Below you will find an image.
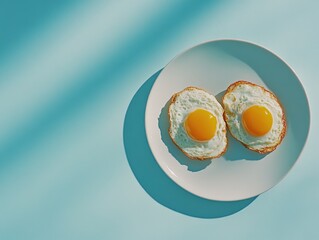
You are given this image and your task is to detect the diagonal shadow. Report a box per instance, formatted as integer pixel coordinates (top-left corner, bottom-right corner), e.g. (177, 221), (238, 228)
(0, 0), (79, 64)
(123, 70), (257, 219)
(0, 0), (221, 167)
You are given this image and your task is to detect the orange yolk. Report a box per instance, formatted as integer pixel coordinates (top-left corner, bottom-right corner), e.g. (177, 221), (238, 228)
(184, 109), (217, 141)
(242, 105), (273, 137)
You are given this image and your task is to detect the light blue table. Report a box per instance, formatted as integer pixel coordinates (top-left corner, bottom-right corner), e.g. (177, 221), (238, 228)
(0, 1), (317, 239)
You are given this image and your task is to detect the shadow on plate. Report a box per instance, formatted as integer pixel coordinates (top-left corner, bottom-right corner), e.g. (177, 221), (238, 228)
(123, 70), (257, 219)
(215, 89), (226, 103)
(224, 133), (267, 161)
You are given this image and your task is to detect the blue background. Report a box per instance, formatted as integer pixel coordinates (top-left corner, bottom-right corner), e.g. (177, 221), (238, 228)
(0, 0), (318, 239)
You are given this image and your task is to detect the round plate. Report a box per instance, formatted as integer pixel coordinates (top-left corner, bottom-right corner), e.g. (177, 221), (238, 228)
(145, 39), (310, 201)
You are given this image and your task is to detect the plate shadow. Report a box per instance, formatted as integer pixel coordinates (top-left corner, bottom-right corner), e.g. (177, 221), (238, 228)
(123, 70), (257, 218)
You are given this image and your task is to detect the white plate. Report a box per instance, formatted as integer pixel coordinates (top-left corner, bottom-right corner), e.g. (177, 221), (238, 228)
(145, 39), (310, 201)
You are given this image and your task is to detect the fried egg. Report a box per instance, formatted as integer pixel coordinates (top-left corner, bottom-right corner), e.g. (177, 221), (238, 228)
(168, 87), (227, 160)
(222, 81), (286, 154)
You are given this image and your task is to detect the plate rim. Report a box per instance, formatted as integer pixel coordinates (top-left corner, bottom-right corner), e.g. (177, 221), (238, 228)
(144, 38), (311, 201)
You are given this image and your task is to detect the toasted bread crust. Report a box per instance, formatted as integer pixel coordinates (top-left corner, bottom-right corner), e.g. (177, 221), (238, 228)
(222, 80), (287, 154)
(168, 87), (228, 160)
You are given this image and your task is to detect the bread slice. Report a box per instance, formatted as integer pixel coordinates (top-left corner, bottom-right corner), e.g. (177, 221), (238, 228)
(222, 81), (287, 154)
(168, 87), (228, 160)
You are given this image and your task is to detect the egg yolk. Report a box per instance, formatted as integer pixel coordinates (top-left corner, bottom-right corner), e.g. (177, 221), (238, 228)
(184, 109), (217, 141)
(242, 105), (273, 137)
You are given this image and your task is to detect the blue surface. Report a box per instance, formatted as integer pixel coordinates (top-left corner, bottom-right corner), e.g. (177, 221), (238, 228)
(0, 0), (318, 239)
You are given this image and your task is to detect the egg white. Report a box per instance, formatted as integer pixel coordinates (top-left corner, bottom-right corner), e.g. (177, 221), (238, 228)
(168, 87), (227, 159)
(223, 82), (285, 152)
